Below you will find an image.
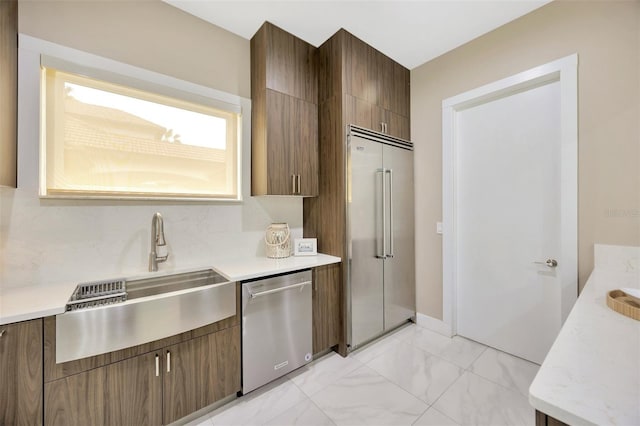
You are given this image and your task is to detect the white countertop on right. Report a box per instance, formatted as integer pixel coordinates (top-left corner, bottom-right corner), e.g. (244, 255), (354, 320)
(529, 244), (640, 426)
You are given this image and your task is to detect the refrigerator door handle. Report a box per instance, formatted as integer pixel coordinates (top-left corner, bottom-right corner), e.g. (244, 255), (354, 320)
(386, 169), (394, 258)
(376, 168), (387, 259)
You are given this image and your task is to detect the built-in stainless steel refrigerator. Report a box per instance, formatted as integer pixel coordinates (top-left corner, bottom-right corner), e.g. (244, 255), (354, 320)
(346, 126), (415, 351)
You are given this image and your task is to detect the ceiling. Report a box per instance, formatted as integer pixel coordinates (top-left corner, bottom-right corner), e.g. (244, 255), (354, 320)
(163, 0), (551, 70)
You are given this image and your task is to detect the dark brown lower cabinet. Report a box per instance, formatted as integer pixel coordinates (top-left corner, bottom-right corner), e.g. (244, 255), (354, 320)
(44, 324), (240, 426)
(0, 318), (43, 426)
(45, 352), (162, 426)
(163, 326), (240, 424)
(535, 410), (569, 426)
(312, 263), (342, 354)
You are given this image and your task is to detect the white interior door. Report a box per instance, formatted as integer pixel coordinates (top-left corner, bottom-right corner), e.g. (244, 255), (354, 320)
(456, 81), (562, 364)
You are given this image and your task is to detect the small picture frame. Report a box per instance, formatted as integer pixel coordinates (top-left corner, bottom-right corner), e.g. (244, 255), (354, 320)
(294, 238), (318, 256)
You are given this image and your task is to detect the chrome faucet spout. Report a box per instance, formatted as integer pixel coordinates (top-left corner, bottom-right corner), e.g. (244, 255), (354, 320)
(149, 212), (169, 272)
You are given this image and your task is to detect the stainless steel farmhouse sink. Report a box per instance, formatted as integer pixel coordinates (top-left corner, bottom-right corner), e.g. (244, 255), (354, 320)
(56, 269), (236, 364)
(126, 269), (229, 300)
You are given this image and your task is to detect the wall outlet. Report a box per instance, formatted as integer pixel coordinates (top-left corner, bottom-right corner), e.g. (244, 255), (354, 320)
(436, 222), (443, 234)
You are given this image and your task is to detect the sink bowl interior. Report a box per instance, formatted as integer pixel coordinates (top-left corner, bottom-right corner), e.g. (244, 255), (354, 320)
(126, 269), (228, 300)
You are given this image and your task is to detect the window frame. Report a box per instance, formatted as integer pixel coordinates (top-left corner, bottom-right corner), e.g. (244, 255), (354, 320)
(38, 55), (244, 202)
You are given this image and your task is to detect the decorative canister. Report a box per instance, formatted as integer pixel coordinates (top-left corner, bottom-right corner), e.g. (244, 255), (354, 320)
(265, 223), (291, 258)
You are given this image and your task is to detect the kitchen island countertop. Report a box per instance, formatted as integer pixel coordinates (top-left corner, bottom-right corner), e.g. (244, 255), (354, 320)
(0, 253), (341, 325)
(529, 244), (640, 426)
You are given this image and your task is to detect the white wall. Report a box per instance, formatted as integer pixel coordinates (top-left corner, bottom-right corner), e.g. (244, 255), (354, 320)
(411, 0), (640, 319)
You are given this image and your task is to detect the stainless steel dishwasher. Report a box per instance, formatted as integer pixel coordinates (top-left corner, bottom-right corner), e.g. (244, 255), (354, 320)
(242, 269), (313, 393)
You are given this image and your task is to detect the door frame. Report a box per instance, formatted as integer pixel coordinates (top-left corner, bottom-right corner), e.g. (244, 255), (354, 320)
(442, 54), (578, 336)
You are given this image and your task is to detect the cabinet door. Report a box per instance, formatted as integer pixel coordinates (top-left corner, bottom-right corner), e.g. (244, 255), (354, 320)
(163, 326), (240, 424)
(0, 319), (43, 426)
(264, 22), (317, 104)
(45, 352), (162, 426)
(294, 97), (319, 196)
(345, 33), (378, 104)
(345, 94), (373, 130)
(266, 89), (318, 196)
(0, 0), (17, 187)
(312, 263), (342, 354)
(372, 105), (388, 135)
(392, 61), (410, 118)
(388, 111), (410, 140)
(377, 51), (395, 112)
(266, 89), (295, 195)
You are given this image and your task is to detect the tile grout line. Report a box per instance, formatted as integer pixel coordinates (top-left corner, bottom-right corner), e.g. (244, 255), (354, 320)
(465, 347), (539, 398)
(306, 394), (338, 426)
(257, 376), (312, 426)
(355, 333), (465, 425)
(463, 369), (533, 401)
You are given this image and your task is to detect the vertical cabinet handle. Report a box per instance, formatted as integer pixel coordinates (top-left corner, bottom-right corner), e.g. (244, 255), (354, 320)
(0, 329), (5, 337)
(380, 122), (385, 133)
(166, 351), (171, 373)
(291, 174), (302, 195)
(155, 354), (159, 377)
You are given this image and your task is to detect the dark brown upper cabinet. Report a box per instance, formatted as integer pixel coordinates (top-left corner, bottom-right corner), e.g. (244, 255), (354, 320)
(0, 0), (18, 187)
(342, 31), (410, 139)
(251, 22), (319, 196)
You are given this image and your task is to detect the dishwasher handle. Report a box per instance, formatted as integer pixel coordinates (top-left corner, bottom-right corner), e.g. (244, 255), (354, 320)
(248, 281), (311, 299)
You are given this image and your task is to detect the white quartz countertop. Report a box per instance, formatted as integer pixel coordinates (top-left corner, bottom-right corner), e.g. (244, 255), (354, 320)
(0, 253), (341, 326)
(210, 253), (340, 282)
(529, 245), (640, 426)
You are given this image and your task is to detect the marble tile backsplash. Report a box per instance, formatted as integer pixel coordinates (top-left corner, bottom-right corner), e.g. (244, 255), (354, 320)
(0, 187), (303, 288)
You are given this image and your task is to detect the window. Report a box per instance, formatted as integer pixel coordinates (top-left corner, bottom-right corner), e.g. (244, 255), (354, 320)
(41, 63), (241, 200)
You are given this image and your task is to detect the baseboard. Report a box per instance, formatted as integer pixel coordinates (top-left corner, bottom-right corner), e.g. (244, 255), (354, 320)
(416, 313), (453, 337)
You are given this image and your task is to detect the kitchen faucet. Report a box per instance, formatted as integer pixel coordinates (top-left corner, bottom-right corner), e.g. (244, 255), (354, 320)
(149, 212), (169, 272)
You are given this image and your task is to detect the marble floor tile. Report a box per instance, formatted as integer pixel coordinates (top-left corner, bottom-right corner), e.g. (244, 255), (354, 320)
(397, 325), (454, 356)
(433, 371), (535, 426)
(287, 352), (363, 396)
(350, 331), (405, 364)
(413, 407), (460, 426)
(209, 378), (307, 426)
(263, 399), (336, 426)
(366, 341), (464, 404)
(437, 336), (487, 369)
(311, 365), (428, 426)
(469, 347), (540, 397)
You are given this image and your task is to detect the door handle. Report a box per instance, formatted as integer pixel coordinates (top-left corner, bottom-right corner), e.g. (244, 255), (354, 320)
(386, 169), (394, 258)
(376, 169), (387, 259)
(533, 259), (558, 267)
